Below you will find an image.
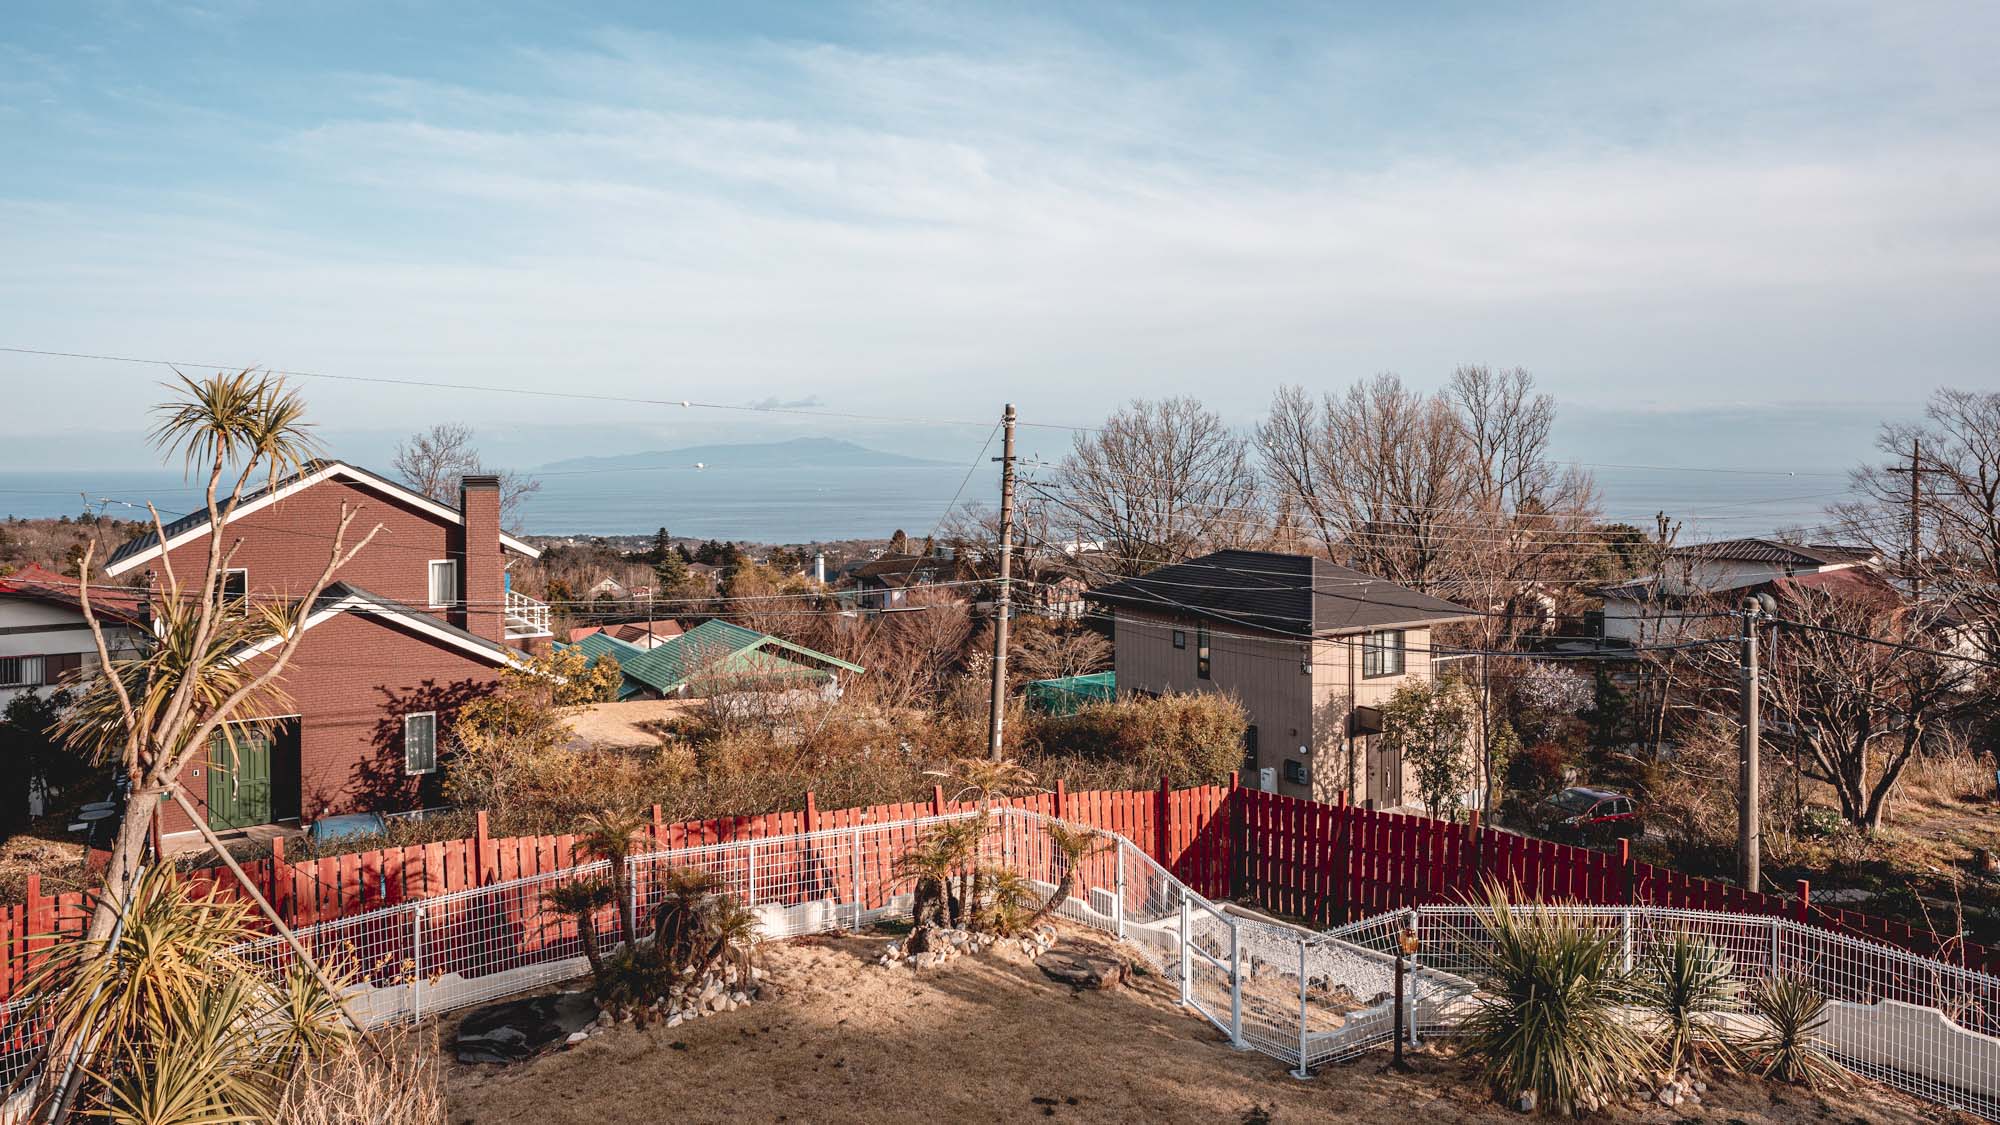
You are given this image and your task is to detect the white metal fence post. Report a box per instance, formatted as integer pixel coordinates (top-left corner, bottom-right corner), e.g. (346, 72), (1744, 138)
(410, 903), (424, 1021)
(1229, 918), (1245, 1049)
(1621, 908), (1634, 975)
(1405, 908), (1420, 1047)
(626, 857), (640, 942)
(1179, 894), (1193, 1007)
(851, 826), (865, 930)
(1769, 917), (1782, 978)
(1292, 938), (1311, 1079)
(1113, 846), (1127, 940)
(746, 840), (758, 906)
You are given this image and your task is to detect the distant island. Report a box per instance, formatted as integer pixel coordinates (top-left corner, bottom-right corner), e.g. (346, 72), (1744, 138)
(539, 437), (954, 473)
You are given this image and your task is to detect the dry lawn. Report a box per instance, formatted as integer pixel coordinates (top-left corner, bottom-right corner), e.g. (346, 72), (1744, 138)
(443, 928), (1963, 1125)
(562, 699), (697, 749)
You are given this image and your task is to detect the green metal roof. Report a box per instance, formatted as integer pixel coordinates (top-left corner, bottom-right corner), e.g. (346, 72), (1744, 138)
(567, 619), (863, 698)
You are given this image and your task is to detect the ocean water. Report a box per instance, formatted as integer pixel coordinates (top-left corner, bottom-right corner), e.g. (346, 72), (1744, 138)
(0, 464), (1854, 545)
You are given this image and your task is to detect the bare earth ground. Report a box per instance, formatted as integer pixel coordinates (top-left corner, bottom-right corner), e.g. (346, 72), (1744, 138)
(562, 699), (697, 749)
(443, 927), (1966, 1125)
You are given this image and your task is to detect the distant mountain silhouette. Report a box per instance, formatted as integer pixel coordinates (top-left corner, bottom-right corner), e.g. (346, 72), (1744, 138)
(538, 437), (953, 473)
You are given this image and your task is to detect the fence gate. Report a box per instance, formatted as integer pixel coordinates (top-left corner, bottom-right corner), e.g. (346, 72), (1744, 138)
(1179, 892), (1242, 1047)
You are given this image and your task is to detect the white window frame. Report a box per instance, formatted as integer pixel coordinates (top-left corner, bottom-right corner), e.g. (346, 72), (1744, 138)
(0, 655), (41, 688)
(427, 559), (460, 609)
(403, 711), (438, 775)
(1362, 629), (1406, 678)
(220, 568), (249, 608)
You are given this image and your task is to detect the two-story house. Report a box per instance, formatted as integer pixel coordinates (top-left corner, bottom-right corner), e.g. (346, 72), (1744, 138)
(1086, 549), (1475, 809)
(0, 564), (150, 708)
(1597, 537), (1878, 644)
(101, 461), (553, 839)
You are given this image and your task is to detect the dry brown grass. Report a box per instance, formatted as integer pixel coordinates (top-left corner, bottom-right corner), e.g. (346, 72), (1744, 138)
(443, 928), (1962, 1125)
(280, 1029), (447, 1125)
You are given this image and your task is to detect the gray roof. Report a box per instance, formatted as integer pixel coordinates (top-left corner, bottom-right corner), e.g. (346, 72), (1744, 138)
(269, 581), (517, 663)
(1085, 549), (1475, 637)
(1670, 538), (1874, 567)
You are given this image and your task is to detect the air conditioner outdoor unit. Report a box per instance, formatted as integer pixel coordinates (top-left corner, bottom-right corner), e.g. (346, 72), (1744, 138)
(1258, 767), (1278, 793)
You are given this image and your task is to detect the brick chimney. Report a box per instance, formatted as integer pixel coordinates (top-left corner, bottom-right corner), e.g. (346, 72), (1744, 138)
(459, 475), (503, 643)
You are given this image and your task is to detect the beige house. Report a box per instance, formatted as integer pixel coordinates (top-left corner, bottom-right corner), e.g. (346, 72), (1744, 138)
(1088, 549), (1475, 809)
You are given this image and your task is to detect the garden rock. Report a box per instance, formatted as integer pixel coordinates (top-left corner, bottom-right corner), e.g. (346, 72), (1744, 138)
(1035, 945), (1130, 991)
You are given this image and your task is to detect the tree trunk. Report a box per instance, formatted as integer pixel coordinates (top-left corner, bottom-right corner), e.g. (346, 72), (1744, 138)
(83, 783), (163, 943)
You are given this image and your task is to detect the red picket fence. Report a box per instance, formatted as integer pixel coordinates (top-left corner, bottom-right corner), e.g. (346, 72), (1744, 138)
(0, 780), (1232, 1000)
(1231, 786), (2000, 976)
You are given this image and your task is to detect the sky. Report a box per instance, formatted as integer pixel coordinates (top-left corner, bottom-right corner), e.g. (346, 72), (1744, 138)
(0, 1), (1996, 473)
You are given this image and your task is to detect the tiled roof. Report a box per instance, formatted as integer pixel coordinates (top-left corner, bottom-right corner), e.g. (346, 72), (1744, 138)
(0, 564), (149, 625)
(1671, 538), (1875, 567)
(1085, 549), (1475, 637)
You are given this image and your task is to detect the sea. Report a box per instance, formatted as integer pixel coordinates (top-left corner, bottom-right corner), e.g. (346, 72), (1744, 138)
(0, 464), (1856, 546)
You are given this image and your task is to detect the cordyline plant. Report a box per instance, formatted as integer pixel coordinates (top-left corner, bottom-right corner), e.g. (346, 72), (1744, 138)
(62, 370), (382, 948)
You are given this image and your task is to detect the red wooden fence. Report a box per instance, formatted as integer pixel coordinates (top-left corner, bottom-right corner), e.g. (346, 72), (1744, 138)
(8, 782), (1986, 999)
(0, 782), (1232, 999)
(1230, 786), (2000, 975)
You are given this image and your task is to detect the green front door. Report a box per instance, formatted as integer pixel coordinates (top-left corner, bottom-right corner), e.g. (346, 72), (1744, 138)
(207, 726), (274, 830)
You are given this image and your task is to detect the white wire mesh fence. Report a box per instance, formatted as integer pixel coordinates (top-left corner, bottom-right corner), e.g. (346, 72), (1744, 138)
(4, 809), (1999, 1121)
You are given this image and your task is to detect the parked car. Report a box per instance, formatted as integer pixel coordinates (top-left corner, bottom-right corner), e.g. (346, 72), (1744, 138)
(1537, 786), (1643, 843)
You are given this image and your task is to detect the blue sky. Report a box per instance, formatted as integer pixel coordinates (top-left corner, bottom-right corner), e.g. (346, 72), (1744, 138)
(1, 1), (1995, 471)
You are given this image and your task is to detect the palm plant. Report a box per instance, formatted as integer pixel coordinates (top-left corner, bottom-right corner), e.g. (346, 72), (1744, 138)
(15, 867), (355, 1123)
(576, 807), (646, 947)
(1748, 975), (1846, 1088)
(982, 869), (1038, 937)
(1025, 822), (1108, 929)
(1635, 933), (1744, 1076)
(894, 832), (962, 945)
(543, 878), (619, 981)
(1455, 884), (1652, 1114)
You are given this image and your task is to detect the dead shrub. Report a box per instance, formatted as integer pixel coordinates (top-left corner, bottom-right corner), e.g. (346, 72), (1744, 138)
(1028, 692), (1247, 786)
(276, 1029), (446, 1125)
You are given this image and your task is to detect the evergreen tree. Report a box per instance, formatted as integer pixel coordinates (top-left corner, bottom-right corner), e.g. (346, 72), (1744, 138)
(649, 526), (673, 563)
(653, 549), (690, 595)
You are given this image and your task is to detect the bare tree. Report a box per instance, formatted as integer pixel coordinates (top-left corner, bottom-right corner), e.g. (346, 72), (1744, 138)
(64, 371), (384, 943)
(393, 422), (542, 530)
(1048, 397), (1264, 577)
(1837, 387), (2000, 658)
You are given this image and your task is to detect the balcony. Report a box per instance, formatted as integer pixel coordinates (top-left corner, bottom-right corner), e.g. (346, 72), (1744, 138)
(504, 589), (553, 640)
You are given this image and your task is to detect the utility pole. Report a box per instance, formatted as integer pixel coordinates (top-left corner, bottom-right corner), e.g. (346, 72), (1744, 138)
(1738, 596), (1762, 892)
(987, 403), (1018, 760)
(1887, 438), (1935, 599)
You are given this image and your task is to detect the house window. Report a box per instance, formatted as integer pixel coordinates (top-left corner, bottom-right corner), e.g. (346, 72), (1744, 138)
(41, 653), (82, 686)
(1196, 623), (1211, 679)
(1242, 725), (1259, 774)
(403, 712), (438, 775)
(1362, 629), (1405, 678)
(1284, 759), (1309, 786)
(0, 656), (40, 688)
(427, 559), (460, 608)
(220, 568), (248, 612)
(1171, 629), (1186, 649)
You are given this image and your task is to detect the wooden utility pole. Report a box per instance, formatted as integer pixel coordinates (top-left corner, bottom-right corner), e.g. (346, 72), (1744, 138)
(1738, 596), (1762, 892)
(987, 404), (1018, 759)
(1887, 438), (1936, 599)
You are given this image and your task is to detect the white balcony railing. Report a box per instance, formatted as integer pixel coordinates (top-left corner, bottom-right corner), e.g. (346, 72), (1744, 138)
(503, 589), (552, 639)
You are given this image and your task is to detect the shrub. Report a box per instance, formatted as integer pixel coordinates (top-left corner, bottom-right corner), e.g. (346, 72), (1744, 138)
(1636, 934), (1744, 1075)
(1456, 885), (1652, 1113)
(1748, 975), (1845, 1088)
(1029, 692), (1246, 786)
(1508, 741), (1569, 796)
(276, 1029), (446, 1125)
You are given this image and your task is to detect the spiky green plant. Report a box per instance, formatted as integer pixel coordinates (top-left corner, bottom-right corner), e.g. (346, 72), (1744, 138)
(544, 877), (619, 981)
(1456, 885), (1652, 1114)
(576, 807), (646, 947)
(1748, 975), (1846, 1088)
(982, 869), (1038, 937)
(16, 867), (356, 1123)
(1636, 934), (1745, 1076)
(1025, 822), (1109, 929)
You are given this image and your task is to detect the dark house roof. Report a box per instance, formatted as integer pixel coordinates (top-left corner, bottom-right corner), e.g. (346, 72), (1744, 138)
(1671, 538), (1874, 567)
(851, 552), (976, 589)
(230, 581), (521, 665)
(104, 460), (541, 574)
(1085, 549), (1475, 638)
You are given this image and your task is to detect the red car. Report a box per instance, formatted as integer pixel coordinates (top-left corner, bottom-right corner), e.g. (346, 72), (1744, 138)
(1538, 786), (1643, 843)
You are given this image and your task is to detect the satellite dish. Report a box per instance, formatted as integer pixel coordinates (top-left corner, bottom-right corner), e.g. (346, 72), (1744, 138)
(76, 808), (115, 822)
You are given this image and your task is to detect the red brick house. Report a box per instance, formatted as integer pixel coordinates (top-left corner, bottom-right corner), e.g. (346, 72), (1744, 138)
(102, 461), (552, 837)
